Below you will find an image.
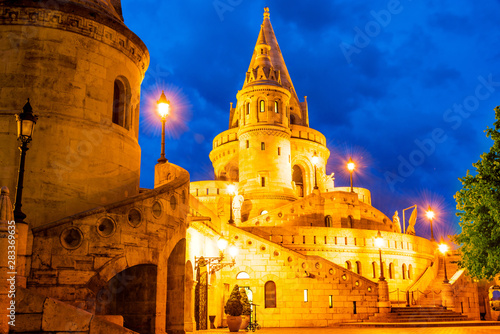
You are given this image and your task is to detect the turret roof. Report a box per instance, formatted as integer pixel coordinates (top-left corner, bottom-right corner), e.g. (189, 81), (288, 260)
(243, 8), (299, 103)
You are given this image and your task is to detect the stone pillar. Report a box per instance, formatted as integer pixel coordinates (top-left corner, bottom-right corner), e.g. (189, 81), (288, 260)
(442, 282), (454, 310)
(0, 186), (15, 333)
(184, 278), (196, 333)
(378, 280), (391, 313)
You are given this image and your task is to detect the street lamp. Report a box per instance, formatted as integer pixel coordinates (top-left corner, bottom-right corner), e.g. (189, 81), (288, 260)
(227, 184), (236, 224)
(194, 236), (238, 274)
(14, 99), (38, 225)
(157, 90), (170, 163)
(347, 157), (355, 193)
(374, 230), (385, 281)
(438, 237), (449, 283)
(312, 153), (319, 190)
(426, 206), (435, 241)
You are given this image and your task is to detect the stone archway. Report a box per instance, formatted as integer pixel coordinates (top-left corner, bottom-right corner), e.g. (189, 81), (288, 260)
(292, 165), (304, 197)
(96, 264), (158, 334)
(166, 239), (186, 334)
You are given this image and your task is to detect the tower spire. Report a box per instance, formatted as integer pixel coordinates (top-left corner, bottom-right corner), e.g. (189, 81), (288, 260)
(243, 7), (298, 105)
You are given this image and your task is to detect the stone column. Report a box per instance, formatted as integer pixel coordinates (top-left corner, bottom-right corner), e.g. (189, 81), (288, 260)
(0, 187), (15, 333)
(378, 280), (391, 313)
(442, 282), (454, 310)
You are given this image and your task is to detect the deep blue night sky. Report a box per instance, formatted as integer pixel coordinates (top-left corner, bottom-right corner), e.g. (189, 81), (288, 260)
(121, 0), (500, 243)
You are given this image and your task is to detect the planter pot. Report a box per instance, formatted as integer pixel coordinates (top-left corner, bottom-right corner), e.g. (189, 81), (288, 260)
(226, 315), (242, 332)
(240, 315), (250, 329)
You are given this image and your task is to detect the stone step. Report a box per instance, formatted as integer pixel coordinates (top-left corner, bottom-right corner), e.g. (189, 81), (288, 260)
(369, 307), (469, 323)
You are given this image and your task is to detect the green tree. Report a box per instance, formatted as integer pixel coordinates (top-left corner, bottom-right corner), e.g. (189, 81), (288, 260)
(224, 285), (243, 316)
(453, 106), (500, 280)
(240, 288), (251, 315)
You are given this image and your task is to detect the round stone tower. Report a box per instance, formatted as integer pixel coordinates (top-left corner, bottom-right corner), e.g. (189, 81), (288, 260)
(0, 0), (149, 228)
(210, 8), (330, 220)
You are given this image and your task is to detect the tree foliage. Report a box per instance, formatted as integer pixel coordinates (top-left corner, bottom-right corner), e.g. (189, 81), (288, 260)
(453, 106), (500, 280)
(224, 284), (243, 316)
(240, 288), (251, 315)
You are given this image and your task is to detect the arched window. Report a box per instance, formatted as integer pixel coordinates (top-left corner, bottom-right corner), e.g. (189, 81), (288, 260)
(324, 215), (332, 227)
(389, 263), (394, 279)
(345, 261), (352, 270)
(274, 101), (279, 113)
(246, 102), (250, 115)
(112, 77), (130, 129)
(260, 100), (265, 112)
(347, 216), (354, 228)
(290, 114), (296, 124)
(356, 261), (362, 275)
(402, 264), (407, 280)
(372, 262), (377, 278)
(264, 281), (276, 308)
(236, 271), (250, 279)
(408, 264), (413, 280)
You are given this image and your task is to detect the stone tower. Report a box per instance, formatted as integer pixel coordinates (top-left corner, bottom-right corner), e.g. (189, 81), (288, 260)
(0, 0), (149, 227)
(210, 8), (330, 220)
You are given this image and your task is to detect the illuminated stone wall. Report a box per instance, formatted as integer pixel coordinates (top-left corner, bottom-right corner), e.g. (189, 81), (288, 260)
(0, 0), (149, 228)
(28, 164), (189, 333)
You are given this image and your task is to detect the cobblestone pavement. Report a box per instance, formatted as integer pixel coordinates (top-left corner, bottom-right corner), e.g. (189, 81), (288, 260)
(196, 325), (500, 334)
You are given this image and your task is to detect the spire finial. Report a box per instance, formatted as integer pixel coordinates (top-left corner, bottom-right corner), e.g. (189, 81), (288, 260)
(264, 7), (270, 19)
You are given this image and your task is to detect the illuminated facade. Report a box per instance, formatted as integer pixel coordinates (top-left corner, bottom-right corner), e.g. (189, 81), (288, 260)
(0, 2), (495, 334)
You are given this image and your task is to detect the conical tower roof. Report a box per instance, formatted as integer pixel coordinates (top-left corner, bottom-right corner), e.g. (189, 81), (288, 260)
(243, 8), (299, 103)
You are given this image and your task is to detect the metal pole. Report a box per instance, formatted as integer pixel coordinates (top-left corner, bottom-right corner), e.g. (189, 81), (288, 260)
(158, 118), (167, 163)
(349, 171), (353, 192)
(430, 219), (435, 241)
(379, 248), (385, 281)
(314, 165), (318, 189)
(443, 253), (449, 283)
(228, 194), (234, 224)
(14, 141), (28, 224)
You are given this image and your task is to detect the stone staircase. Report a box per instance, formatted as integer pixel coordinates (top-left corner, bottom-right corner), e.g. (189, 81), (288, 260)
(416, 256), (459, 307)
(369, 306), (469, 322)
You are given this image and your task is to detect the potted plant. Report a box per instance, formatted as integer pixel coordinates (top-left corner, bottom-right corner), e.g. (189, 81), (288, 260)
(239, 288), (252, 329)
(224, 285), (243, 332)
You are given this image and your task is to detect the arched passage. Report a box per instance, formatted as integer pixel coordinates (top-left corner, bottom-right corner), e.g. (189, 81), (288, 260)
(166, 239), (186, 334)
(292, 165), (304, 197)
(96, 264), (158, 334)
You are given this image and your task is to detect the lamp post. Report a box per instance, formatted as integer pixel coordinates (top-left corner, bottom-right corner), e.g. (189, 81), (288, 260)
(312, 153), (319, 190)
(438, 237), (449, 283)
(157, 90), (170, 163)
(426, 206), (435, 241)
(347, 157), (355, 193)
(374, 230), (385, 281)
(194, 236), (238, 274)
(227, 184), (236, 224)
(14, 99), (38, 225)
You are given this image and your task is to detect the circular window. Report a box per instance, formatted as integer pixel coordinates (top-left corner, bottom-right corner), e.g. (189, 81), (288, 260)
(247, 240), (252, 246)
(288, 256), (293, 263)
(128, 208), (142, 228)
(368, 286), (372, 292)
(260, 245), (266, 251)
(329, 268), (334, 275)
(315, 262), (321, 269)
(342, 274), (347, 281)
(273, 250), (280, 257)
(96, 217), (116, 237)
(60, 227), (83, 250)
(152, 201), (162, 218)
(170, 195), (177, 210)
(301, 262), (307, 269)
(355, 280), (360, 287)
